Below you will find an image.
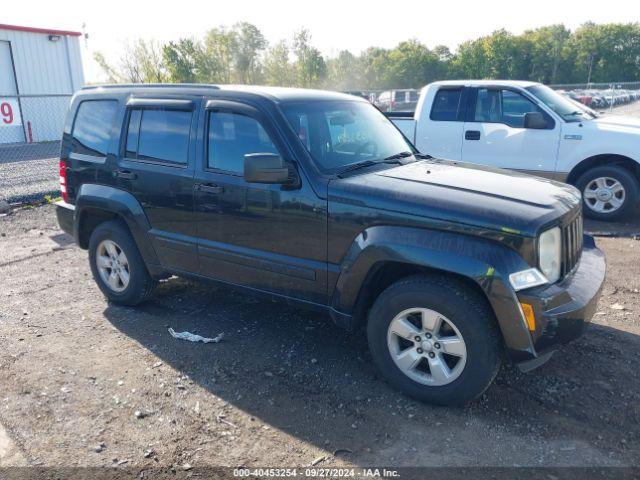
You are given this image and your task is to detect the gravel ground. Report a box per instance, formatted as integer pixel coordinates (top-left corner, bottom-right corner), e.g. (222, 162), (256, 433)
(0, 204), (639, 470)
(0, 142), (60, 204)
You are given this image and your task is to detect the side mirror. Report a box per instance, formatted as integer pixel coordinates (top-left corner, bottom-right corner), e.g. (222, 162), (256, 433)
(244, 153), (290, 184)
(524, 111), (548, 129)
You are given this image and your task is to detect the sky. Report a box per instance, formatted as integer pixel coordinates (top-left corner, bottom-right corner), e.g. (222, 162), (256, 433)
(3, 0), (638, 83)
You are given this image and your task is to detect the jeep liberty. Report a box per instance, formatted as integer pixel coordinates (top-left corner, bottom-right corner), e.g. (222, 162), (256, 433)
(56, 85), (606, 405)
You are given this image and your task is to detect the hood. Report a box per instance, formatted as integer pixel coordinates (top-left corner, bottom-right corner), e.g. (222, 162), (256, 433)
(589, 115), (640, 131)
(329, 160), (581, 237)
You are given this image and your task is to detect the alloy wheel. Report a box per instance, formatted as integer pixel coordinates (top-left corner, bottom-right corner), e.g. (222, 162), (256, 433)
(583, 176), (626, 214)
(387, 307), (467, 386)
(96, 239), (130, 293)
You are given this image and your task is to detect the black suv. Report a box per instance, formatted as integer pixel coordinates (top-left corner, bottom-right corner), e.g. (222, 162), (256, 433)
(56, 84), (605, 405)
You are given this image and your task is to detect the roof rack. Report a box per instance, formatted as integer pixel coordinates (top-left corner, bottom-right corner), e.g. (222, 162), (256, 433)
(81, 83), (221, 90)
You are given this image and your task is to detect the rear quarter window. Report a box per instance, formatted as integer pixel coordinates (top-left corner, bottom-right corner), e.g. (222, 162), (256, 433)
(430, 89), (462, 121)
(71, 100), (118, 157)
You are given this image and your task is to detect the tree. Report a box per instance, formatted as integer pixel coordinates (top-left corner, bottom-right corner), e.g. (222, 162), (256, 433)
(523, 25), (571, 83)
(232, 22), (267, 83)
(325, 50), (361, 90)
(385, 39), (441, 88)
(203, 26), (238, 83)
(94, 39), (168, 83)
(264, 40), (293, 86)
(292, 29), (326, 88)
(93, 51), (121, 83)
(482, 29), (529, 79)
(163, 39), (204, 83)
(359, 47), (391, 89)
(452, 38), (487, 78)
(570, 23), (640, 84)
(92, 21), (640, 89)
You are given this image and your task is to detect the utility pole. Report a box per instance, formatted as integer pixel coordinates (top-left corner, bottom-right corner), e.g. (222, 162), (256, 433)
(587, 54), (594, 84)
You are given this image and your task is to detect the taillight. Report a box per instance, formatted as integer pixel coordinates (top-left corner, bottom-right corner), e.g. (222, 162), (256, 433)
(59, 159), (69, 203)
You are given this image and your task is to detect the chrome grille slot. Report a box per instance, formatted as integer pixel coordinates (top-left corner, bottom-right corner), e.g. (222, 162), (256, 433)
(561, 214), (583, 278)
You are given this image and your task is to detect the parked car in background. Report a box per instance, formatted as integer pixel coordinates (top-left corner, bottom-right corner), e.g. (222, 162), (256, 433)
(376, 89), (420, 112)
(556, 88), (640, 111)
(344, 90), (371, 101)
(388, 80), (640, 221)
(573, 90), (594, 107)
(55, 84), (605, 406)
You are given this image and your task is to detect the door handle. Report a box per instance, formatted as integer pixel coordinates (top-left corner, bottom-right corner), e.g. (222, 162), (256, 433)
(197, 183), (224, 194)
(465, 130), (481, 141)
(114, 169), (137, 180)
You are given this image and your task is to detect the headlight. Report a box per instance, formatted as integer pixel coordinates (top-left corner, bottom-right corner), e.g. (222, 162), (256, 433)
(538, 226), (561, 283)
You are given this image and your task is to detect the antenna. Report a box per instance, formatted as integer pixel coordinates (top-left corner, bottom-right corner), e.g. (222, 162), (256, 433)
(81, 22), (89, 47)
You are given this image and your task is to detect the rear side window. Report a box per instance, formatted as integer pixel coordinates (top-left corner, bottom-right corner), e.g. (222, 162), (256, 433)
(71, 100), (118, 157)
(430, 89), (462, 121)
(207, 112), (279, 174)
(125, 109), (192, 165)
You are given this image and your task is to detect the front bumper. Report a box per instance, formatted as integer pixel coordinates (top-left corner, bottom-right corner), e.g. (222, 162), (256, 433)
(515, 234), (605, 370)
(55, 200), (75, 237)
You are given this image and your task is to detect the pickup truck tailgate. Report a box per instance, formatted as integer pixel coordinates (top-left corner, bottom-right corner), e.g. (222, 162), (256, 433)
(390, 118), (416, 145)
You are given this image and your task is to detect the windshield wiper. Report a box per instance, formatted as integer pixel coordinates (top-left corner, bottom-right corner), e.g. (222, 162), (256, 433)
(564, 110), (591, 122)
(336, 151), (422, 178)
(383, 151), (414, 162)
(384, 151), (432, 162)
(336, 160), (378, 178)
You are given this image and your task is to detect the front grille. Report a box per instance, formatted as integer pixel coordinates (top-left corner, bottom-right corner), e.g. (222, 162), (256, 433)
(561, 213), (583, 278)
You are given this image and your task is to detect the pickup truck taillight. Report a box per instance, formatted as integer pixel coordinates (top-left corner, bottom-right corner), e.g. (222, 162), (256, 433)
(59, 159), (69, 203)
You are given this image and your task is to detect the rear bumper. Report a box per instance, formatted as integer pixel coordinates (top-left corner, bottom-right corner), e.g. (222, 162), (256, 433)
(55, 200), (75, 237)
(515, 235), (605, 369)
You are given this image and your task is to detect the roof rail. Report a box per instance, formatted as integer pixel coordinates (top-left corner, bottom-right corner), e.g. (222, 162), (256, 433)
(80, 83), (221, 90)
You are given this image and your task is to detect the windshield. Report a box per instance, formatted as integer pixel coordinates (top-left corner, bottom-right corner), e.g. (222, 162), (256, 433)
(526, 85), (591, 122)
(280, 100), (414, 173)
(567, 99), (599, 118)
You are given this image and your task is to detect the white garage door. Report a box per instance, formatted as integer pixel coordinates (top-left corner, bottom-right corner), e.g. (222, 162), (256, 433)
(0, 41), (25, 144)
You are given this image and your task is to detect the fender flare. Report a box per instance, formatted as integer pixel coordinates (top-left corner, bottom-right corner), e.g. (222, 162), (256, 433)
(74, 184), (160, 268)
(331, 225), (535, 358)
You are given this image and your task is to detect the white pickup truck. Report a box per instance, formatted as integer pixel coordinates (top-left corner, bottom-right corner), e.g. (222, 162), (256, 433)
(389, 80), (640, 220)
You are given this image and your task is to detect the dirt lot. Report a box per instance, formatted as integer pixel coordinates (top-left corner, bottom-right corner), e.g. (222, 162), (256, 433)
(0, 204), (639, 471)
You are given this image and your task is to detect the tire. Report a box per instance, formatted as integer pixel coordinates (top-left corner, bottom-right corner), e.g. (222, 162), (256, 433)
(88, 220), (156, 305)
(576, 165), (639, 221)
(367, 275), (501, 406)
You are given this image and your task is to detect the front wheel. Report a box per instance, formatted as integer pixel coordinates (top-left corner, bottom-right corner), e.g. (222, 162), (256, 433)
(367, 275), (501, 406)
(576, 166), (639, 221)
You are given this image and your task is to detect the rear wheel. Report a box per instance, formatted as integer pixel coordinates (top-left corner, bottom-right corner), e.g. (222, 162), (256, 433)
(367, 275), (501, 406)
(88, 220), (156, 305)
(576, 166), (638, 221)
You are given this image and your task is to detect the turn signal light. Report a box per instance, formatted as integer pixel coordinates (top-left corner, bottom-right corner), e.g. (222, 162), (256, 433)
(520, 303), (536, 331)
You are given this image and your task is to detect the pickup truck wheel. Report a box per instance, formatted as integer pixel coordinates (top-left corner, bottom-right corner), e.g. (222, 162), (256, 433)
(88, 220), (156, 305)
(367, 275), (501, 406)
(576, 166), (639, 221)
